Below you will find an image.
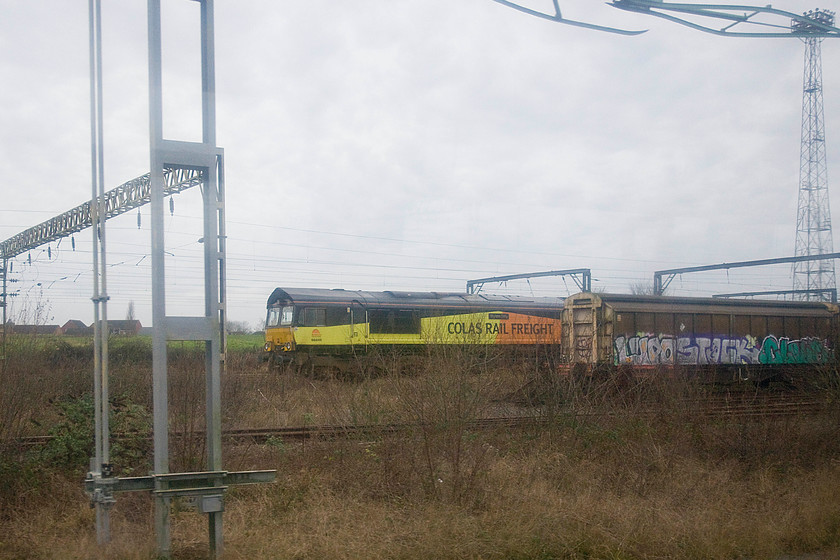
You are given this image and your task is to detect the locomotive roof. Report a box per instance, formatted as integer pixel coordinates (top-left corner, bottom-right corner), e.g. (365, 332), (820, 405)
(267, 287), (565, 311)
(565, 292), (839, 316)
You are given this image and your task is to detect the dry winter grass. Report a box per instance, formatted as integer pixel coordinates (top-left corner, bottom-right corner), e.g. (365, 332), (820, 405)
(1, 337), (839, 559)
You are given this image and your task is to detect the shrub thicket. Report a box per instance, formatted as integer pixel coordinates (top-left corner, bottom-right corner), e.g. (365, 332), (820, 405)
(0, 340), (839, 559)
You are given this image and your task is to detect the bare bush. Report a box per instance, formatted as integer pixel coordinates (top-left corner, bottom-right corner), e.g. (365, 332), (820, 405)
(387, 346), (508, 505)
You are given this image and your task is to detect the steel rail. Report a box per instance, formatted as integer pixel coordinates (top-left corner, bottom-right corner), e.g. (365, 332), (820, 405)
(11, 395), (829, 448)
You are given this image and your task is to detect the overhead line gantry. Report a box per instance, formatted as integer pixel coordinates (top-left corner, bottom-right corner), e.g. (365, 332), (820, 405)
(0, 167), (203, 355)
(0, 167), (203, 261)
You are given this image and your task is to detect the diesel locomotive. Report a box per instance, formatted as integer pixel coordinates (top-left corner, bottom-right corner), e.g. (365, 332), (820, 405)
(263, 287), (564, 370)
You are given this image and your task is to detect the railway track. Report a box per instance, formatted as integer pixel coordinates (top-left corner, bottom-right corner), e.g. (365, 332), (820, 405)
(12, 393), (832, 448)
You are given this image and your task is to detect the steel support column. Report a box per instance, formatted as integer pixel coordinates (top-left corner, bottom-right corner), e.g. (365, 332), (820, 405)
(148, 1), (228, 556)
(87, 0), (115, 544)
(1, 257), (6, 370)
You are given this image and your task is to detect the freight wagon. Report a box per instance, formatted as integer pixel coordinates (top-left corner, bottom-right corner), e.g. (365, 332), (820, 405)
(563, 292), (839, 383)
(264, 288), (564, 371)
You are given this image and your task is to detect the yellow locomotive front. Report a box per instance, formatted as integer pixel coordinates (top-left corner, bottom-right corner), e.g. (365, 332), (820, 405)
(264, 304), (296, 366)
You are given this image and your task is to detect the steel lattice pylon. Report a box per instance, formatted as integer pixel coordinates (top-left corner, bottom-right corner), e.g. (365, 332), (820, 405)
(793, 9), (836, 301)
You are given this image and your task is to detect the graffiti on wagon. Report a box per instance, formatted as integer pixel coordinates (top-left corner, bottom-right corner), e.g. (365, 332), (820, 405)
(614, 334), (834, 366)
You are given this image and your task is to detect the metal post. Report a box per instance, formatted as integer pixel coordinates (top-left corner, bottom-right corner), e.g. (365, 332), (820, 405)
(147, 1), (171, 555)
(88, 0), (114, 544)
(199, 4), (224, 554)
(1, 256), (6, 371)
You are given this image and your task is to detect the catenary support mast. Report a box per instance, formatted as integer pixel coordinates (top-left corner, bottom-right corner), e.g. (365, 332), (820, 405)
(793, 9), (836, 300)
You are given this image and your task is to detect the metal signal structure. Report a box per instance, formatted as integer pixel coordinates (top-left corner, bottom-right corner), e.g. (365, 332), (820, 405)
(792, 9), (837, 301)
(79, 2), (274, 559)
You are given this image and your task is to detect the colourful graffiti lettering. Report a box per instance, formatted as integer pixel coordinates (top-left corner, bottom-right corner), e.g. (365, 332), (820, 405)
(758, 336), (834, 365)
(614, 334), (833, 366)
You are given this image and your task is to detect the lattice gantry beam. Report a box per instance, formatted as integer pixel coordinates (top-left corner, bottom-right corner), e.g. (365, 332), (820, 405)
(654, 252), (840, 295)
(467, 268), (591, 294)
(0, 167), (203, 260)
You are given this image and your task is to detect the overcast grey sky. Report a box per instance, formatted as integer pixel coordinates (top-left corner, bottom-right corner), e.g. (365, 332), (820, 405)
(1, 0), (838, 328)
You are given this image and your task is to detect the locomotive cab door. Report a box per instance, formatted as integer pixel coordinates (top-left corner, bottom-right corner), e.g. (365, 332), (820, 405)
(350, 301), (367, 349)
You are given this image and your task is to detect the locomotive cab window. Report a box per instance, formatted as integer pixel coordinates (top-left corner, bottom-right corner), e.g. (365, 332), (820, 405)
(369, 309), (421, 334)
(326, 306), (351, 326)
(267, 306), (294, 328)
(266, 308), (280, 328)
(280, 306), (294, 326)
(300, 307), (326, 327)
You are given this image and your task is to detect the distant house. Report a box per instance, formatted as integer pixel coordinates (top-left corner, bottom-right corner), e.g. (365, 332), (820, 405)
(61, 320), (93, 336)
(11, 324), (61, 335)
(107, 319), (142, 335)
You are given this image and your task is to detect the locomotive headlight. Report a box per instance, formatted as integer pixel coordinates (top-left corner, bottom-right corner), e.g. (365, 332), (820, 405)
(264, 342), (272, 352)
(284, 342), (292, 351)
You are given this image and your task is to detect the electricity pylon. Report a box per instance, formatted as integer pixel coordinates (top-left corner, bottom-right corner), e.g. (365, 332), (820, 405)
(792, 9), (836, 301)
